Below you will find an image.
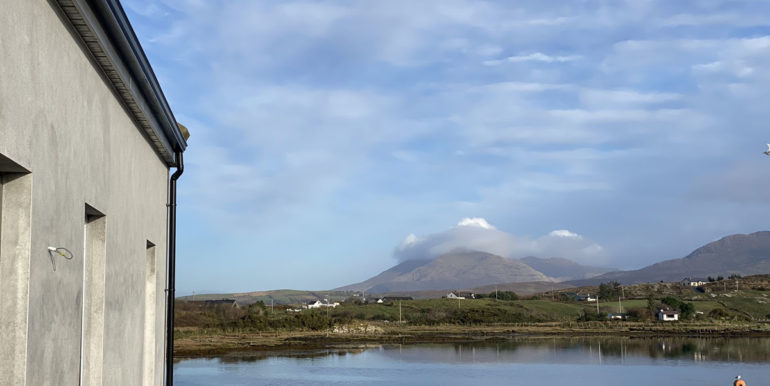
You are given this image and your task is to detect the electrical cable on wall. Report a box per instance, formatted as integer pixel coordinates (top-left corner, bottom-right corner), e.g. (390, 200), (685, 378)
(47, 246), (73, 271)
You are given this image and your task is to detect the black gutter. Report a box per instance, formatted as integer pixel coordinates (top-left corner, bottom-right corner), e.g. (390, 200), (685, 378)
(102, 0), (187, 152)
(87, 0), (188, 155)
(165, 151), (184, 386)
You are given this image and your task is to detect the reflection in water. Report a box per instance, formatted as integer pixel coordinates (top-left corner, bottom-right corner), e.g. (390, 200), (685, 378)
(215, 347), (369, 364)
(367, 337), (770, 365)
(176, 337), (770, 386)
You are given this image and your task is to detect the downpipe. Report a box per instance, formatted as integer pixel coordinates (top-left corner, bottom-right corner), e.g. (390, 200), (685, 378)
(165, 151), (184, 385)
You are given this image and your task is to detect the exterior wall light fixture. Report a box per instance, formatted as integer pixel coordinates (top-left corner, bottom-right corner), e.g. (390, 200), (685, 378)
(47, 246), (73, 271)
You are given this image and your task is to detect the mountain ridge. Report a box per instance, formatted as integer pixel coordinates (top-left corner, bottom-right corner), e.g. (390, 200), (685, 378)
(336, 250), (615, 292)
(568, 231), (770, 285)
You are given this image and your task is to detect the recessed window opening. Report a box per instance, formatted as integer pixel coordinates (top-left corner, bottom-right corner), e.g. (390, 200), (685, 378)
(142, 240), (157, 385)
(80, 204), (106, 386)
(0, 153), (32, 385)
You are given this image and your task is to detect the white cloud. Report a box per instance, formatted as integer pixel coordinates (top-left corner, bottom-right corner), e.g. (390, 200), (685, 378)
(457, 217), (495, 229)
(484, 52), (580, 66)
(579, 89), (682, 108)
(549, 230), (581, 238)
(660, 13), (770, 28)
(394, 218), (608, 265)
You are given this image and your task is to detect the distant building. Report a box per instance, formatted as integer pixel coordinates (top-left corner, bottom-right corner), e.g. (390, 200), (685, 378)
(305, 299), (339, 309)
(608, 313), (629, 320)
(657, 309), (680, 321)
(563, 293), (596, 302)
(306, 300), (324, 309)
(681, 278), (706, 287)
(383, 296), (413, 302)
(574, 294), (596, 302)
(446, 292), (474, 299)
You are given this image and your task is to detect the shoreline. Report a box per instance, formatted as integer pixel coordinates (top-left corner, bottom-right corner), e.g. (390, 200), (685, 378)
(174, 322), (770, 358)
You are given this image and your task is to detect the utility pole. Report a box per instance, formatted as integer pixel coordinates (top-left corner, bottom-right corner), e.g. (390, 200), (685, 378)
(621, 286), (625, 299)
(399, 301), (402, 323)
(618, 296), (622, 313)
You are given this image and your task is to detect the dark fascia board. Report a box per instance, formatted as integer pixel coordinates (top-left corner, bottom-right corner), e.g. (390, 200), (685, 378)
(96, 0), (188, 152)
(54, 0), (187, 165)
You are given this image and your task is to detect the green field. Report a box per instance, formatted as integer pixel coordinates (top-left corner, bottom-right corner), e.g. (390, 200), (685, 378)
(176, 276), (770, 331)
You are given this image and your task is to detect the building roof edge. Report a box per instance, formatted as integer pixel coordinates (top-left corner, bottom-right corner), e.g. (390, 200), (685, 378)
(54, 0), (187, 165)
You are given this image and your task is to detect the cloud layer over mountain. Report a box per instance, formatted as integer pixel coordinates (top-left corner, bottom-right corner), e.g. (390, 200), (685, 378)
(395, 218), (607, 265)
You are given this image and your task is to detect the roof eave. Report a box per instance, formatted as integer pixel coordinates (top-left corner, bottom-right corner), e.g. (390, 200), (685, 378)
(53, 0), (187, 166)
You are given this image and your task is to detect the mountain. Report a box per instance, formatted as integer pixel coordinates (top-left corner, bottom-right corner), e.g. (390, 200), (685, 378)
(336, 250), (551, 293)
(518, 256), (615, 281)
(335, 259), (433, 293)
(569, 231), (770, 285)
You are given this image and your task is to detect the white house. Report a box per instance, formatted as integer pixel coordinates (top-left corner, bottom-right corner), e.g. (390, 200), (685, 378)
(1, 1), (187, 385)
(306, 300), (324, 309)
(657, 309), (680, 321)
(682, 278), (707, 287)
(446, 292), (466, 300)
(579, 294), (597, 302)
(305, 300), (340, 309)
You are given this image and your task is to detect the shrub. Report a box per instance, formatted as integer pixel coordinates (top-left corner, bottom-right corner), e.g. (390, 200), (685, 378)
(627, 307), (651, 321)
(494, 291), (519, 301)
(679, 302), (695, 319)
(708, 308), (729, 319)
(578, 310), (605, 322)
(662, 296), (681, 309)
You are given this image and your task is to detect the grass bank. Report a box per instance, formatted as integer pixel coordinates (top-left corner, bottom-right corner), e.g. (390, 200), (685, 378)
(174, 280), (770, 357)
(174, 321), (770, 357)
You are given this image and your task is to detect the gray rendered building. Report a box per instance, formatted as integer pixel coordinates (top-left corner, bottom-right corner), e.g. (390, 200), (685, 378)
(0, 1), (187, 384)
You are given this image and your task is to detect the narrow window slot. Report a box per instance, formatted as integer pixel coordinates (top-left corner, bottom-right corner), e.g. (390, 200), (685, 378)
(0, 154), (32, 386)
(80, 205), (106, 386)
(142, 241), (157, 385)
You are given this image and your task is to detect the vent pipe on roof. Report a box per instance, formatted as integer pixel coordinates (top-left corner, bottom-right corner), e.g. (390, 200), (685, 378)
(165, 151), (184, 386)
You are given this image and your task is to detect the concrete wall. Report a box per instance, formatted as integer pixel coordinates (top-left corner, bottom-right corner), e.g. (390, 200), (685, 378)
(0, 1), (170, 385)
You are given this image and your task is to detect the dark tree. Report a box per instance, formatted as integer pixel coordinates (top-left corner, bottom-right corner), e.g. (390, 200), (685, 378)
(598, 281), (621, 299)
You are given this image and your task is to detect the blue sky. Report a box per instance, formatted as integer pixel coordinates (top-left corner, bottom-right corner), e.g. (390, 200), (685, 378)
(123, 0), (770, 294)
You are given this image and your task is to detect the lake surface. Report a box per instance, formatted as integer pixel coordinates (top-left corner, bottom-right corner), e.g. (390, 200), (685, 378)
(175, 337), (770, 385)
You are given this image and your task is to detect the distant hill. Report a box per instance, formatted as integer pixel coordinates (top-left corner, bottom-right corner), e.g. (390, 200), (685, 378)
(187, 231), (770, 304)
(343, 280), (575, 300)
(569, 231), (770, 285)
(178, 289), (351, 306)
(519, 256), (615, 281)
(336, 250), (551, 292)
(335, 259), (433, 293)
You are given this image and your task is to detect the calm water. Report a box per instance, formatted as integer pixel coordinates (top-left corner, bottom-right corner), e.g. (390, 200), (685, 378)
(175, 337), (770, 385)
